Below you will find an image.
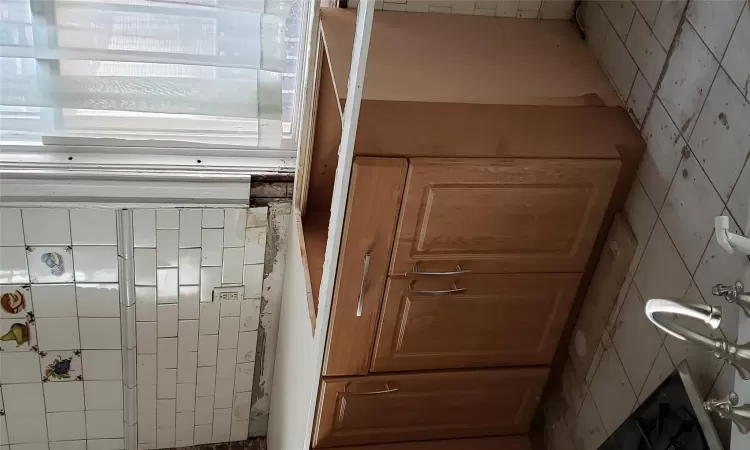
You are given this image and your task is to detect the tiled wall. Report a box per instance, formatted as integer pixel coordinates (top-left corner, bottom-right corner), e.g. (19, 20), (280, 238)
(347, 0), (576, 19)
(544, 1), (750, 449)
(0, 208), (125, 450)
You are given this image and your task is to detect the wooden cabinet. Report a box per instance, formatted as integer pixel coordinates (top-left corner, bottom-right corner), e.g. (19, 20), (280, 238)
(327, 436), (533, 450)
(370, 274), (581, 372)
(323, 158), (407, 376)
(312, 368), (548, 448)
(390, 158), (621, 275)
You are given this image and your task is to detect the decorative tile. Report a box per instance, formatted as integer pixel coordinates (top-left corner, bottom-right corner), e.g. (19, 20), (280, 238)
(176, 351), (197, 384)
(156, 269), (178, 304)
(197, 335), (218, 367)
(201, 210), (224, 229)
(156, 211), (178, 230)
(157, 369), (177, 399)
(73, 246), (117, 283)
(177, 320), (199, 352)
(221, 248), (244, 285)
(589, 342), (637, 435)
(157, 338), (177, 370)
(175, 384), (196, 412)
(156, 399), (176, 429)
(43, 381), (84, 412)
(2, 383), (44, 413)
(40, 351), (82, 382)
(217, 317), (239, 349)
(233, 363), (253, 393)
(211, 408), (231, 442)
(85, 410), (124, 439)
(137, 322), (157, 355)
(0, 352), (42, 384)
(199, 267), (221, 304)
(177, 286), (199, 321)
(76, 284), (119, 318)
(157, 304), (178, 338)
(22, 210), (70, 246)
(135, 287), (157, 322)
(178, 249), (200, 286)
(70, 210), (116, 246)
(79, 318), (121, 349)
(223, 210), (246, 248)
(242, 265), (264, 299)
(200, 230), (223, 267)
(634, 220), (692, 302)
(134, 249), (156, 286)
(194, 397), (213, 426)
(179, 210), (202, 249)
(0, 247), (29, 284)
(46, 411), (86, 441)
(0, 285), (32, 319)
(723, 3), (750, 99)
(5, 412), (47, 445)
(652, 0), (688, 49)
(196, 366), (216, 397)
(27, 247), (73, 284)
(0, 209), (25, 247)
(690, 68), (750, 201)
(686, 0), (745, 60)
(198, 303), (220, 336)
(156, 231), (178, 269)
(659, 151), (724, 272)
(624, 180), (658, 275)
(81, 350), (122, 381)
(0, 315), (36, 353)
(626, 12), (668, 88)
(236, 332), (257, 364)
(133, 210), (156, 248)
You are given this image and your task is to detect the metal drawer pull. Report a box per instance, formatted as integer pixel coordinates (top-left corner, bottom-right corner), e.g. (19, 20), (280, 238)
(406, 264), (471, 276)
(356, 254), (371, 317)
(409, 281), (466, 296)
(349, 383), (399, 396)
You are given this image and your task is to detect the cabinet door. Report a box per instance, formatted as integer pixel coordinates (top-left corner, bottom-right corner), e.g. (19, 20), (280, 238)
(390, 158), (620, 275)
(371, 274), (580, 372)
(312, 368), (547, 448)
(323, 157), (407, 376)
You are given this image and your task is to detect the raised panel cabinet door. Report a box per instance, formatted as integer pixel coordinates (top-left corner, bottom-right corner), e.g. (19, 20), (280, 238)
(322, 157), (408, 376)
(390, 158), (621, 275)
(371, 274), (581, 372)
(312, 368), (548, 448)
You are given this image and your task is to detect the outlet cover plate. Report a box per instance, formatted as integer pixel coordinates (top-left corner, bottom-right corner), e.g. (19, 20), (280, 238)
(213, 285), (244, 303)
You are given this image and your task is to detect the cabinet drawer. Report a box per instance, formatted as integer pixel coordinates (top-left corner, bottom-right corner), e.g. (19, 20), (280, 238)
(371, 274), (580, 372)
(328, 436), (532, 450)
(313, 368), (547, 448)
(323, 157), (408, 376)
(390, 158), (620, 275)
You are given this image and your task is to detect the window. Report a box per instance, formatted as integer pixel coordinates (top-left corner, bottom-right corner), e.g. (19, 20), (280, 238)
(0, 0), (305, 160)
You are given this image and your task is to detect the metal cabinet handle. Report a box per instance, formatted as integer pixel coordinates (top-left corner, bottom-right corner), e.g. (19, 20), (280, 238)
(348, 383), (399, 396)
(406, 264), (471, 276)
(356, 254), (371, 317)
(409, 281), (466, 296)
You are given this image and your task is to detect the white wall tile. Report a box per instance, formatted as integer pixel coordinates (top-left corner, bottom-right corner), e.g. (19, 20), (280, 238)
(137, 322), (157, 354)
(211, 408), (231, 443)
(539, 0), (574, 19)
(178, 210), (202, 249)
(221, 248), (244, 285)
(242, 265), (264, 299)
(624, 180), (658, 275)
(223, 210), (246, 248)
(216, 349), (237, 380)
(230, 419), (248, 442)
(690, 68), (750, 201)
(155, 211), (178, 230)
(200, 230), (223, 267)
(28, 246), (73, 284)
(201, 210), (224, 229)
(638, 98), (688, 208)
(199, 303), (220, 336)
(0, 247), (29, 284)
(138, 384), (157, 415)
(193, 424), (212, 446)
(157, 369), (177, 399)
(133, 210), (156, 248)
(79, 318), (121, 349)
(638, 344), (675, 402)
(217, 317), (239, 349)
(10, 442), (48, 450)
(686, 0), (745, 60)
(87, 441), (124, 450)
(0, 352), (42, 384)
(86, 410), (124, 439)
(43, 382), (84, 412)
(219, 300), (240, 318)
(138, 414), (157, 444)
(175, 412), (194, 446)
(73, 246), (118, 283)
(49, 441), (85, 450)
(178, 249), (200, 285)
(135, 287), (158, 324)
(652, 0), (688, 49)
(178, 320), (199, 352)
(175, 384), (196, 412)
(199, 267), (221, 304)
(213, 379), (234, 410)
(0, 209), (25, 246)
(246, 207), (267, 229)
(155, 231), (178, 268)
(156, 399), (175, 429)
(178, 286), (199, 320)
(194, 397), (213, 426)
(243, 228), (266, 265)
(589, 342), (637, 435)
(634, 219), (692, 302)
(3, 384), (44, 413)
(156, 427), (175, 450)
(36, 317), (80, 351)
(157, 338), (177, 369)
(627, 12), (668, 89)
(137, 354), (157, 386)
(602, 21), (639, 100)
(157, 304), (178, 338)
(70, 210), (117, 246)
(198, 335), (218, 367)
(31, 284), (77, 318)
(5, 412), (47, 445)
(84, 381), (123, 410)
(233, 363), (254, 393)
(657, 22), (720, 137)
(723, 3), (750, 99)
(570, 391), (607, 450)
(134, 249), (156, 286)
(76, 284), (120, 318)
(601, 1), (636, 41)
(47, 411), (86, 441)
(729, 158), (750, 233)
(123, 304), (136, 350)
(626, 71), (654, 128)
(236, 332), (257, 364)
(196, 366), (216, 397)
(176, 351), (197, 384)
(156, 268), (177, 304)
(232, 392), (252, 423)
(634, 0), (661, 26)
(82, 350), (122, 381)
(22, 210), (70, 246)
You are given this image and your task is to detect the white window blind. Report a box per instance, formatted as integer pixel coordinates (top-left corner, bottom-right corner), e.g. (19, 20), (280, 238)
(0, 0), (303, 152)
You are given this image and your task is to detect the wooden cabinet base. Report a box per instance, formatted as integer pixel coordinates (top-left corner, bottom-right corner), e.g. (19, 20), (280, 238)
(327, 436), (533, 450)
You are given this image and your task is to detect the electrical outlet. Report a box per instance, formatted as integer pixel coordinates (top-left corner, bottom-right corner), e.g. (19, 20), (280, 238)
(212, 286), (244, 303)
